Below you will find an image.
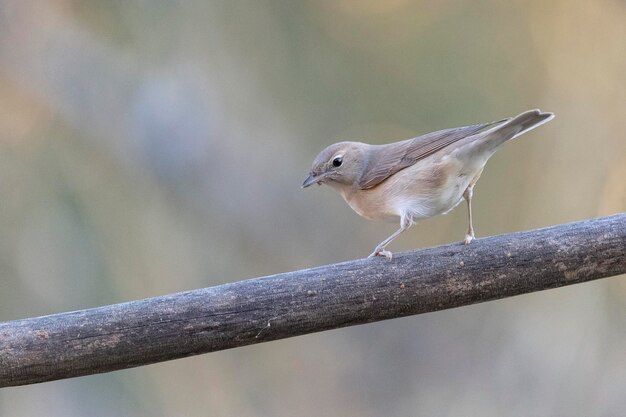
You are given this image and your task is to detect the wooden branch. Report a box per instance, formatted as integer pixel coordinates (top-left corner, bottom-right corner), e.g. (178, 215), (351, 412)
(1, 214), (625, 387)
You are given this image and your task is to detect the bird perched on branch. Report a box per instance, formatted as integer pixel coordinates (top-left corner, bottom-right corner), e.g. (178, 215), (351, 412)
(303, 109), (554, 260)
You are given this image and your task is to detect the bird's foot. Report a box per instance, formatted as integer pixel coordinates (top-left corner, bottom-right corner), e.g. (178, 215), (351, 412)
(368, 247), (393, 260)
(463, 231), (475, 245)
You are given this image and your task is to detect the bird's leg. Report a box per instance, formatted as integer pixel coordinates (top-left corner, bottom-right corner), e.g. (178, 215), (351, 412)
(463, 184), (475, 245)
(369, 216), (412, 260)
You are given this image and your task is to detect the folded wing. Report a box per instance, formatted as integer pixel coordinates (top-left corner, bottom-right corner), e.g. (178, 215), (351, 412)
(358, 119), (508, 190)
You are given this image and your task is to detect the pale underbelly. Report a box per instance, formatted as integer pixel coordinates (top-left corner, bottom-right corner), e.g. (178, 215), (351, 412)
(403, 192), (465, 220)
(345, 173), (472, 222)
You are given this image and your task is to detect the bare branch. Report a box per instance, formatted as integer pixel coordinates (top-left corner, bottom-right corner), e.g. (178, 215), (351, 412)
(1, 214), (625, 387)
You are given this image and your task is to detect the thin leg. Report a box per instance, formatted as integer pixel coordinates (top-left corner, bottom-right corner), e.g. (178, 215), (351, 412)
(463, 184), (475, 245)
(369, 215), (412, 260)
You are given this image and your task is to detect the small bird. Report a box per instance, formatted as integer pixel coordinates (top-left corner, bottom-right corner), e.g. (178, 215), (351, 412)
(302, 109), (554, 259)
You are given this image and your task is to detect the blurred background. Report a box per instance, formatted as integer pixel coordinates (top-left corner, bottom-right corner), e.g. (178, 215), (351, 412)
(0, 0), (625, 416)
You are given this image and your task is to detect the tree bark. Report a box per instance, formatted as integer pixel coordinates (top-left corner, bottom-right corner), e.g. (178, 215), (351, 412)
(1, 214), (625, 387)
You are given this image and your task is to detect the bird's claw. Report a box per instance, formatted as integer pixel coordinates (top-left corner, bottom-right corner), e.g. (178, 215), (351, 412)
(463, 232), (475, 245)
(368, 248), (393, 261)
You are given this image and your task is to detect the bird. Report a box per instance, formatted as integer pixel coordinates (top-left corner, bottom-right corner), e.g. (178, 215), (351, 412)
(302, 109), (554, 260)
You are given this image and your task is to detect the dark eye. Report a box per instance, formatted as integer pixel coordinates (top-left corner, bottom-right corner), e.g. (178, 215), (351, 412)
(332, 157), (343, 167)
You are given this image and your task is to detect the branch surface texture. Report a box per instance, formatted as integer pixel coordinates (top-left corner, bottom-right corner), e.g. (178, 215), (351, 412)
(1, 214), (625, 387)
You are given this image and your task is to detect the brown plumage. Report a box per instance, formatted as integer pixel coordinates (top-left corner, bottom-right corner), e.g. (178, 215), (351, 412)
(358, 120), (505, 189)
(303, 109), (555, 259)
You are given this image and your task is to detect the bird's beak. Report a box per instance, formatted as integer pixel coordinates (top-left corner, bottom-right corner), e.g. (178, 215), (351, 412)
(302, 173), (324, 188)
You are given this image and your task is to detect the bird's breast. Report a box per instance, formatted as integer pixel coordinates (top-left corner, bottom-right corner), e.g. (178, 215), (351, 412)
(341, 186), (400, 222)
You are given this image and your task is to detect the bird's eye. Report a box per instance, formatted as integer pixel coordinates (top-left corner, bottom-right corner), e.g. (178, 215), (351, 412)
(332, 157), (343, 167)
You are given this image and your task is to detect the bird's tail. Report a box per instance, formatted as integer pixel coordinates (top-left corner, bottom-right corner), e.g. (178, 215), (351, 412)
(482, 109), (555, 148)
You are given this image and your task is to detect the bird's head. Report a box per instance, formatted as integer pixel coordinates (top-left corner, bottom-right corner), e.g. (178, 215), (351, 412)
(302, 142), (367, 189)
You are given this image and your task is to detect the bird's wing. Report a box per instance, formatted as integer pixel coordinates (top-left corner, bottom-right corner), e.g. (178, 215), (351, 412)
(357, 119), (508, 190)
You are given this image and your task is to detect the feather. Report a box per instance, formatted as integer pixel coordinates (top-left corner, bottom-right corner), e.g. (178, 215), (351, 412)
(358, 119), (508, 190)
